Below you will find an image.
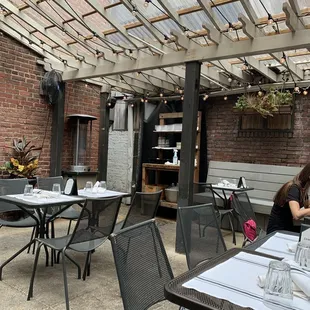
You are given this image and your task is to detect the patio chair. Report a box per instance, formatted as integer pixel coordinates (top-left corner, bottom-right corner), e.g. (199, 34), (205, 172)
(27, 196), (123, 310)
(37, 176), (81, 234)
(231, 192), (266, 247)
(178, 203), (227, 270)
(0, 178), (41, 280)
(113, 190), (162, 233)
(193, 182), (236, 245)
(109, 219), (174, 310)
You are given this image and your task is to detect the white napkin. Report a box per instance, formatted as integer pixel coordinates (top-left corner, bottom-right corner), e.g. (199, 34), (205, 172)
(92, 181), (100, 193)
(287, 242), (298, 253)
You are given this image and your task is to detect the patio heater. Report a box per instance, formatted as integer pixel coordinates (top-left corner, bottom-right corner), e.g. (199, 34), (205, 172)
(67, 114), (97, 172)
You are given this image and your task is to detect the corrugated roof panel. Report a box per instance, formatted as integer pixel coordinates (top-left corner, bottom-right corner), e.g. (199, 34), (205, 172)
(153, 19), (180, 35)
(180, 11), (211, 32)
(7, 15), (35, 33)
(106, 32), (135, 47)
(132, 0), (167, 19)
(249, 0), (287, 18)
(107, 3), (138, 25)
(165, 0), (199, 10)
(212, 1), (248, 24)
(23, 7), (53, 28)
(84, 12), (114, 32)
(128, 26), (156, 42)
(65, 0), (95, 15)
(297, 0), (310, 10)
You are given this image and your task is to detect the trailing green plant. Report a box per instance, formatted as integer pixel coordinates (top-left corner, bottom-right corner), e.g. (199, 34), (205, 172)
(235, 89), (293, 117)
(0, 137), (42, 178)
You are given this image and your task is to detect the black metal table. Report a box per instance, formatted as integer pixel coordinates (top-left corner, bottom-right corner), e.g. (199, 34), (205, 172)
(0, 194), (85, 279)
(164, 231), (298, 310)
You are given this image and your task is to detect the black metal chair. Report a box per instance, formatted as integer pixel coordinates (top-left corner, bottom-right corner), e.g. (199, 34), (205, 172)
(113, 190), (162, 233)
(110, 219), (174, 310)
(37, 176), (81, 234)
(178, 203), (227, 270)
(0, 178), (41, 280)
(231, 192), (266, 247)
(27, 196), (123, 310)
(194, 182), (236, 245)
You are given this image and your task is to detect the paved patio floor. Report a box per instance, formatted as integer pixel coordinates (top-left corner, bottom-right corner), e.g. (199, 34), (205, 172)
(0, 205), (244, 309)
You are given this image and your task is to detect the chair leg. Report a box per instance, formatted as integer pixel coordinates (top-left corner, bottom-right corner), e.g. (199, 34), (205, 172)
(65, 253), (81, 279)
(27, 243), (43, 300)
(0, 239), (36, 281)
(83, 252), (91, 281)
(61, 250), (70, 310)
(67, 220), (72, 235)
(227, 213), (236, 245)
(27, 227), (36, 254)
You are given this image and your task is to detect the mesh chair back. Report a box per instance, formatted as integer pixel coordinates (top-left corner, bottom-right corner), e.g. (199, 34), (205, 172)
(178, 203), (227, 270)
(69, 196), (122, 246)
(0, 178), (29, 212)
(122, 191), (161, 229)
(37, 176), (64, 191)
(110, 219), (173, 310)
(193, 182), (217, 206)
(232, 192), (257, 227)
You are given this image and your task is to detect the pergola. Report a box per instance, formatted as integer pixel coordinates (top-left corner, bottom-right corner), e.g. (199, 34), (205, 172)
(1, 0), (310, 248)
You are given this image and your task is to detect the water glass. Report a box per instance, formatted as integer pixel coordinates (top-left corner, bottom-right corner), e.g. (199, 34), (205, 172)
(85, 181), (93, 192)
(294, 242), (310, 269)
(52, 183), (61, 196)
(98, 181), (107, 193)
(24, 184), (33, 196)
(263, 261), (293, 308)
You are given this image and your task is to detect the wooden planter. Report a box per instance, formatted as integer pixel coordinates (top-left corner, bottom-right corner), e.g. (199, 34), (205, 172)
(233, 105), (292, 115)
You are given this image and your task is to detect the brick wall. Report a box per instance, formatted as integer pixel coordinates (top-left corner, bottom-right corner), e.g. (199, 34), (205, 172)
(206, 95), (310, 166)
(0, 33), (101, 176)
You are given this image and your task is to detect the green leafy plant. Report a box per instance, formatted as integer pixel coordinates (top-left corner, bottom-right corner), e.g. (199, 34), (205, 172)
(235, 89), (293, 117)
(0, 137), (42, 178)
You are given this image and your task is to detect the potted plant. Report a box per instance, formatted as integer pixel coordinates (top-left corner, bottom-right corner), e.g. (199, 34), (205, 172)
(234, 89), (293, 117)
(0, 137), (42, 181)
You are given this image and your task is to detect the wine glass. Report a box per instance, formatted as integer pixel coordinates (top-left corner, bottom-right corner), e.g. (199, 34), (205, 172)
(84, 181), (93, 192)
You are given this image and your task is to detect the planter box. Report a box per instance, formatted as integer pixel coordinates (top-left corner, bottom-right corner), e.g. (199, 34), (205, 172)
(233, 105), (292, 115)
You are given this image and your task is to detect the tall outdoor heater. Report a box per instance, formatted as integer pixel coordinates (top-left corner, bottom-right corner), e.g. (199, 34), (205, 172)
(67, 114), (97, 172)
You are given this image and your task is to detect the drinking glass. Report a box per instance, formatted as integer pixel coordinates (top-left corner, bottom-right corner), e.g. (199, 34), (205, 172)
(52, 183), (61, 196)
(85, 181), (93, 192)
(98, 181), (107, 193)
(294, 242), (310, 269)
(263, 261), (293, 308)
(24, 184), (33, 196)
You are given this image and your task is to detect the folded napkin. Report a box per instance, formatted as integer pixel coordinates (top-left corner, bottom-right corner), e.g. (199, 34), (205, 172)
(287, 242), (298, 253)
(258, 259), (310, 300)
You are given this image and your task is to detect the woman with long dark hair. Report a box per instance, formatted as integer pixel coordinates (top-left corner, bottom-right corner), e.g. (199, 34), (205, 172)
(267, 163), (310, 234)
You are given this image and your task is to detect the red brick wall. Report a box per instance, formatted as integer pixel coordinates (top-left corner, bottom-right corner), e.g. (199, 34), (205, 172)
(206, 95), (310, 166)
(0, 33), (100, 176)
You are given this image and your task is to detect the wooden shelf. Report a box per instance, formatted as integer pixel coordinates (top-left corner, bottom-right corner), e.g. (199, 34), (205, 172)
(160, 200), (177, 209)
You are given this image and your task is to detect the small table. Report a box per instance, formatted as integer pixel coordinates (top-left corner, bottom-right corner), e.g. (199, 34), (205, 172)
(0, 194), (85, 280)
(165, 231), (304, 310)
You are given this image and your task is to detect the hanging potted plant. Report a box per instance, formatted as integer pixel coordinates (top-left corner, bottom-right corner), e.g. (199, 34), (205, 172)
(0, 137), (42, 182)
(234, 89), (293, 117)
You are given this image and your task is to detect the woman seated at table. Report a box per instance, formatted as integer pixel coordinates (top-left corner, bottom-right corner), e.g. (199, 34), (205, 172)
(267, 163), (310, 234)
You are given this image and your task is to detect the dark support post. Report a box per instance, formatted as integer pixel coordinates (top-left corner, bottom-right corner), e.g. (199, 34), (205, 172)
(50, 82), (65, 177)
(97, 85), (111, 181)
(176, 61), (201, 252)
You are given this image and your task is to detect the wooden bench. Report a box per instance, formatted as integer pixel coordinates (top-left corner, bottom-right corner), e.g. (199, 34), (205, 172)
(194, 161), (302, 229)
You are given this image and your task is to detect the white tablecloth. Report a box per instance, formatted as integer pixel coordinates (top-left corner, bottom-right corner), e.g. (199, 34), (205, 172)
(78, 189), (128, 198)
(255, 232), (298, 260)
(183, 251), (309, 310)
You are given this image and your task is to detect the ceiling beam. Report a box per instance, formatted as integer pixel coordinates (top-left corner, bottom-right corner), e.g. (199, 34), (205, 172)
(271, 52), (304, 80)
(243, 56), (277, 82)
(238, 13), (256, 39)
(62, 28), (310, 81)
(239, 0), (258, 24)
(283, 2), (300, 32)
(202, 23), (220, 45)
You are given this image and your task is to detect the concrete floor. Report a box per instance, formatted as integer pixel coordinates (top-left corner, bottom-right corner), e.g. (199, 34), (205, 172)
(0, 206), (244, 310)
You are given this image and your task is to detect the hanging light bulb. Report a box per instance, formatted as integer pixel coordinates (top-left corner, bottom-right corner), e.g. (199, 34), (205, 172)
(85, 83), (88, 88)
(224, 96), (228, 101)
(247, 84), (252, 89)
(164, 99), (167, 104)
(267, 13), (273, 25)
(303, 89), (308, 96)
(141, 98), (144, 103)
(258, 90), (264, 97)
(294, 85), (300, 92)
(145, 98), (148, 103)
(179, 89), (183, 94)
(181, 95), (184, 100)
(144, 0), (150, 7)
(242, 61), (249, 71)
(280, 53), (286, 64)
(131, 103), (134, 107)
(160, 92), (163, 97)
(164, 35), (169, 42)
(228, 77), (233, 83)
(203, 94), (209, 101)
(132, 7), (137, 16)
(227, 22), (234, 32)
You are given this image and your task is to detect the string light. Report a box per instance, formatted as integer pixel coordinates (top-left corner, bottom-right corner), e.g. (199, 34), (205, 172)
(247, 84), (252, 89)
(123, 95), (128, 100)
(160, 92), (163, 97)
(144, 0), (151, 7)
(181, 95), (184, 100)
(224, 96), (228, 100)
(131, 103), (134, 107)
(145, 98), (148, 103)
(136, 71), (141, 77)
(132, 6), (137, 16)
(203, 94), (209, 101)
(0, 6), (6, 14)
(280, 52), (286, 64)
(242, 60), (249, 71)
(294, 85), (300, 92)
(228, 22), (234, 32)
(141, 98), (144, 103)
(228, 77), (233, 83)
(258, 90), (264, 97)
(164, 35), (169, 42)
(267, 13), (273, 25)
(179, 89), (183, 94)
(303, 89), (308, 96)
(164, 99), (167, 104)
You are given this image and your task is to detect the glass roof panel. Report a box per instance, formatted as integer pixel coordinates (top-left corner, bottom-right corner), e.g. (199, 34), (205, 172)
(131, 0), (167, 18)
(8, 0), (24, 6)
(106, 32), (134, 47)
(84, 12), (114, 32)
(38, 1), (71, 25)
(23, 7), (53, 28)
(7, 15), (35, 33)
(65, 20), (93, 38)
(65, 0), (95, 15)
(249, 0), (288, 18)
(152, 19), (180, 35)
(212, 1), (248, 24)
(180, 11), (211, 32)
(297, 0), (310, 9)
(128, 26), (156, 42)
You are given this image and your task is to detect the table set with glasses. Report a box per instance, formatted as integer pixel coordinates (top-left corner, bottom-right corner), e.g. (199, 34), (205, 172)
(165, 231), (310, 310)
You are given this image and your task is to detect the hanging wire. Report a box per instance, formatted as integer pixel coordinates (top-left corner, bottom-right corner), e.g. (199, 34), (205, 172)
(163, 70), (182, 88)
(120, 75), (140, 93)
